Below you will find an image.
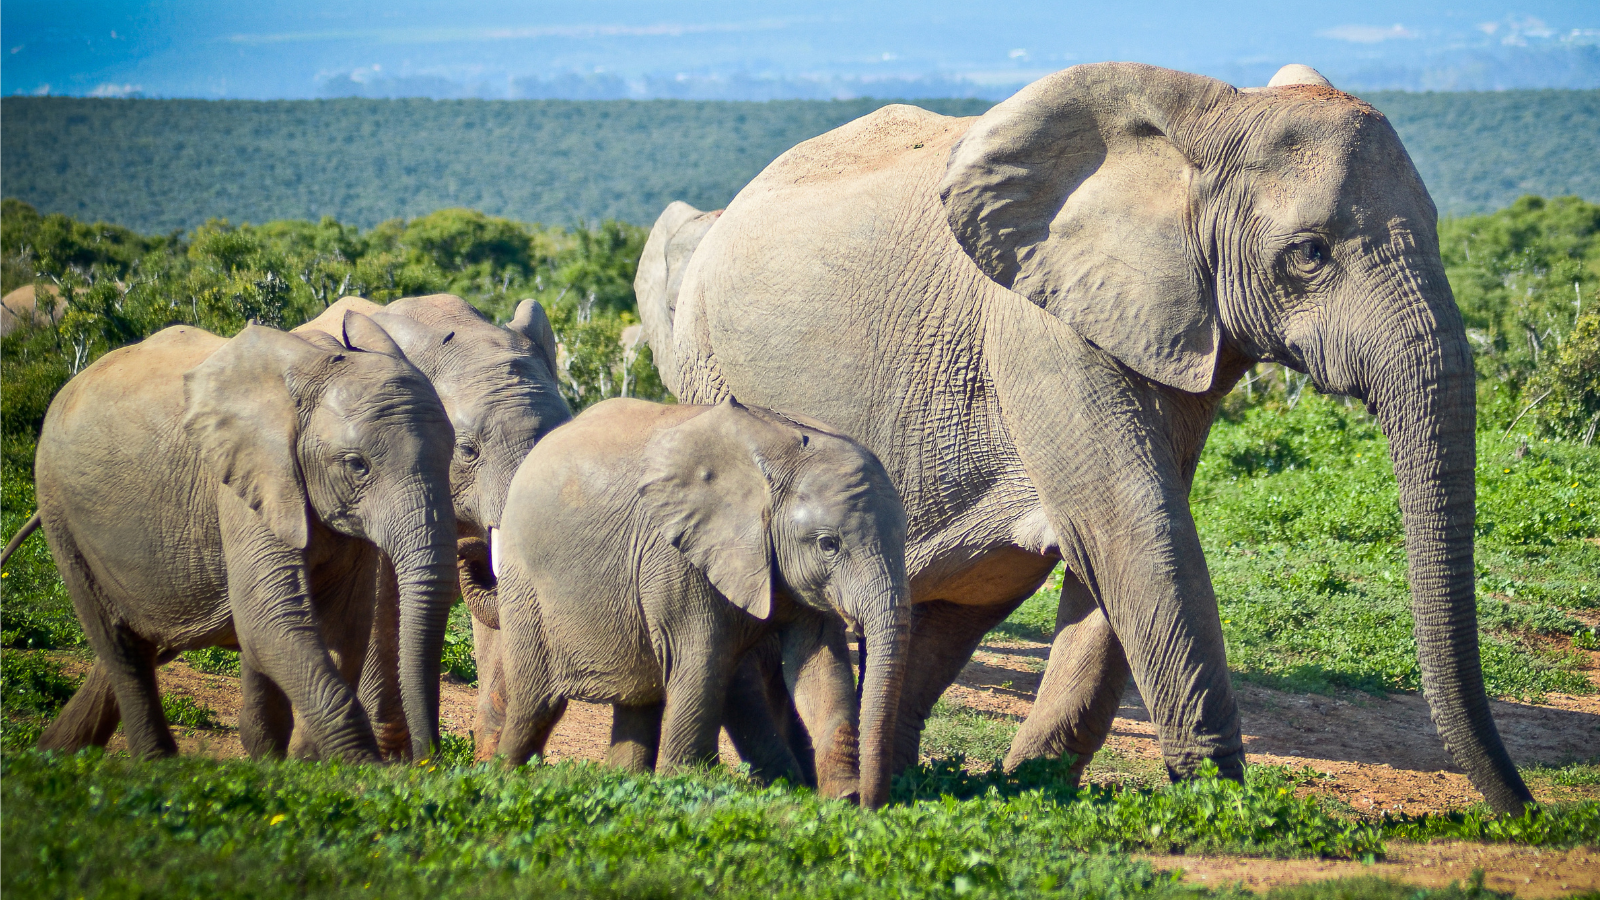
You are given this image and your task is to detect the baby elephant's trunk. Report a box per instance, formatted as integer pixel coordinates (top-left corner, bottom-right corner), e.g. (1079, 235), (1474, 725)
(856, 597), (910, 809)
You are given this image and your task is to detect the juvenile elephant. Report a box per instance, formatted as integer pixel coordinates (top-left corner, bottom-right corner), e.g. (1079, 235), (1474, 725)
(494, 397), (911, 808)
(297, 293), (570, 757)
(659, 63), (1532, 812)
(34, 316), (458, 761)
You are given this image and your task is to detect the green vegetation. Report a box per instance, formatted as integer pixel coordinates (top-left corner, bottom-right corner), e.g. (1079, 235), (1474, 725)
(181, 647), (241, 677)
(160, 695), (219, 730)
(3, 93), (1594, 236)
(1, 196), (1597, 896)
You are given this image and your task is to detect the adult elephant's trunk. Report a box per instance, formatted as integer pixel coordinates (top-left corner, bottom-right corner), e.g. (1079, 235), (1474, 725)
(856, 594), (910, 809)
(375, 498), (458, 760)
(1369, 324), (1532, 815)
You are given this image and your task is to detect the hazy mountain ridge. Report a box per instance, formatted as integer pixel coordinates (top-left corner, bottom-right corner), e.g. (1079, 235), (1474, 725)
(2, 91), (1595, 233)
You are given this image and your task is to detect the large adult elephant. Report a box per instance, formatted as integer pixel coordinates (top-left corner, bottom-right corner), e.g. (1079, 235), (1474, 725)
(34, 317), (457, 761)
(658, 63), (1531, 812)
(297, 294), (570, 757)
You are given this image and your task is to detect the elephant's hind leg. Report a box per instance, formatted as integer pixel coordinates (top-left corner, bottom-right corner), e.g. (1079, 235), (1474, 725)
(499, 689), (566, 766)
(606, 702), (664, 772)
(470, 619), (507, 762)
(37, 662), (120, 752)
(891, 599), (1022, 773)
(48, 527), (175, 758)
(1004, 572), (1131, 781)
(239, 661), (294, 759)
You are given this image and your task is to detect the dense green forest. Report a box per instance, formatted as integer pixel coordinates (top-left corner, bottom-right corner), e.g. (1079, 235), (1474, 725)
(2, 199), (1597, 896)
(3, 90), (1596, 234)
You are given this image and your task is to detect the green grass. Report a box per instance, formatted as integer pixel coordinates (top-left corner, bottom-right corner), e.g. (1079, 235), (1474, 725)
(919, 698), (1020, 765)
(5, 748), (1593, 899)
(0, 751), (1355, 900)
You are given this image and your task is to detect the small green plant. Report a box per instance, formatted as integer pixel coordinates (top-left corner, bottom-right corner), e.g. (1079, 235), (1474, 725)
(0, 652), (79, 717)
(180, 646), (240, 676)
(434, 732), (475, 767)
(160, 694), (217, 729)
(441, 600), (477, 684)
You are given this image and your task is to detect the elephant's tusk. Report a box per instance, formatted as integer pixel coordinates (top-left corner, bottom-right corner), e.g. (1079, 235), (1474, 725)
(489, 526), (502, 581)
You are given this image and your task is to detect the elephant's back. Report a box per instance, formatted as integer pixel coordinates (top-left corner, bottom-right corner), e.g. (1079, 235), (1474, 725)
(42, 326), (222, 460)
(504, 399), (702, 531)
(753, 104), (973, 189)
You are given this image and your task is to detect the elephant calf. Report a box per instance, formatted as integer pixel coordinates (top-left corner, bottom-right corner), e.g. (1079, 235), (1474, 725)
(493, 397), (910, 808)
(34, 315), (459, 762)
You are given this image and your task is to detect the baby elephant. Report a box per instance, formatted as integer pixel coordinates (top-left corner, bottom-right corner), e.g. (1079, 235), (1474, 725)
(495, 397), (910, 808)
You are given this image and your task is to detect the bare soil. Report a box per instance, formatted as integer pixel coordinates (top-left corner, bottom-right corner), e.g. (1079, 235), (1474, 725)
(49, 639), (1600, 898)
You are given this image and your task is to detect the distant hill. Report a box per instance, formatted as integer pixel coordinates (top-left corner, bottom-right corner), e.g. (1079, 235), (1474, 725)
(3, 91), (1596, 232)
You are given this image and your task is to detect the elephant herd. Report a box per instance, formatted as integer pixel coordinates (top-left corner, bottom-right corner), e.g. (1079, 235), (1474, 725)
(7, 62), (1533, 814)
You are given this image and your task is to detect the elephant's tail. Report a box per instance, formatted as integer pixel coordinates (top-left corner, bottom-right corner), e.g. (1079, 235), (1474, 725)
(634, 201), (724, 397)
(1, 511), (42, 568)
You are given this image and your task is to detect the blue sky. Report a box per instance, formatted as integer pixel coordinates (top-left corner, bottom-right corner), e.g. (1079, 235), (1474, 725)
(6, 1), (1599, 99)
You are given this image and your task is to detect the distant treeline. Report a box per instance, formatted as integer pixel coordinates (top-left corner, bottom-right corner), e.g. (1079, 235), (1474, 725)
(3, 90), (1596, 233)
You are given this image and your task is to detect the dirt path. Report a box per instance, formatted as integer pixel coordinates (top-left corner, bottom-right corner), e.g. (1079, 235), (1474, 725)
(1143, 842), (1599, 898)
(49, 643), (1600, 898)
(950, 638), (1600, 814)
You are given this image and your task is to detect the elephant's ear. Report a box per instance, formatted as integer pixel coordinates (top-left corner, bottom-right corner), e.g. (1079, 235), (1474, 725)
(341, 309), (408, 359)
(940, 62), (1232, 393)
(508, 299), (559, 372)
(637, 397), (775, 619)
(183, 326), (326, 551)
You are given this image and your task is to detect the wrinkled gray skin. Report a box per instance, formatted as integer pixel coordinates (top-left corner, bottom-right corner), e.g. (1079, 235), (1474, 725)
(296, 294), (570, 758)
(493, 397), (911, 809)
(34, 317), (457, 761)
(658, 63), (1531, 813)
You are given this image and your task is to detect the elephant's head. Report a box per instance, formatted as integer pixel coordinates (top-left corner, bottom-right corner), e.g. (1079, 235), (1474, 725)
(184, 314), (458, 759)
(638, 398), (911, 809)
(940, 62), (1528, 812)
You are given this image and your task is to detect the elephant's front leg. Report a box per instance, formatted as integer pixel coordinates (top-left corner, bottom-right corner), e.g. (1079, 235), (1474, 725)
(1005, 569), (1131, 780)
(220, 491), (380, 763)
(721, 642), (807, 786)
(355, 553), (409, 759)
(890, 599), (1022, 772)
(779, 614), (861, 800)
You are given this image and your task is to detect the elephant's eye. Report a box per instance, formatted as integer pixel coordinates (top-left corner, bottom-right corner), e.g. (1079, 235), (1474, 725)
(458, 441), (480, 463)
(1292, 238), (1329, 273)
(341, 453), (371, 479)
(817, 535), (841, 556)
